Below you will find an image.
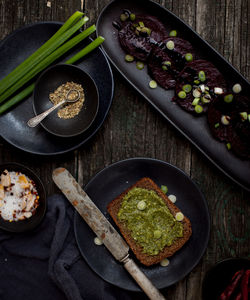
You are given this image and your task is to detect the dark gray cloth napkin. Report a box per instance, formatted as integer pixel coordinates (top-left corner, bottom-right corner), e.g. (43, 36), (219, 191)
(0, 194), (147, 300)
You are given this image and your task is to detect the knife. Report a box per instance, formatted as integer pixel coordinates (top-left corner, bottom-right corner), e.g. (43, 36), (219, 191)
(52, 167), (166, 300)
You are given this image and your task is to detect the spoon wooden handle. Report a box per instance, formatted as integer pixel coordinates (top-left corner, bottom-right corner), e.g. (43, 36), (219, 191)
(27, 99), (66, 127)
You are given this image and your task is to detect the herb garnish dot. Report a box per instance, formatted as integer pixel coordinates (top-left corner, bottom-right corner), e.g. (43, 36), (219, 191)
(130, 13), (136, 21)
(169, 30), (177, 37)
(194, 105), (203, 113)
(136, 61), (144, 70)
(224, 94), (234, 103)
(149, 80), (157, 89)
(232, 83), (242, 94)
(178, 91), (186, 99)
(125, 54), (134, 62)
(166, 40), (175, 50)
(198, 71), (206, 82)
(185, 53), (193, 62)
(182, 84), (192, 93)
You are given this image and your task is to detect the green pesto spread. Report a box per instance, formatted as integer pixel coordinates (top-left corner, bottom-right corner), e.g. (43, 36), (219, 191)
(117, 187), (183, 256)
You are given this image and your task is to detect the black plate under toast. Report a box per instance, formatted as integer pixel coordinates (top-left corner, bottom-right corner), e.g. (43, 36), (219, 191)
(0, 22), (113, 155)
(74, 158), (210, 291)
(96, 0), (250, 192)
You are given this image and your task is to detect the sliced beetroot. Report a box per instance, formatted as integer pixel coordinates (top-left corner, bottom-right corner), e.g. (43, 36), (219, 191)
(229, 96), (250, 159)
(208, 94), (250, 159)
(118, 15), (168, 61)
(207, 94), (235, 141)
(174, 60), (226, 114)
(147, 37), (194, 89)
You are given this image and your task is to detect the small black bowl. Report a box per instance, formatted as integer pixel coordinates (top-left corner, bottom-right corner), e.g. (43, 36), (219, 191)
(0, 163), (46, 232)
(33, 64), (99, 137)
(202, 257), (250, 300)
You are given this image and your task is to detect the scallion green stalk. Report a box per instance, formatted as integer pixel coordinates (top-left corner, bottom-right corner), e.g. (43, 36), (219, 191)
(0, 23), (95, 104)
(0, 36), (105, 115)
(0, 13), (87, 97)
(66, 36), (105, 64)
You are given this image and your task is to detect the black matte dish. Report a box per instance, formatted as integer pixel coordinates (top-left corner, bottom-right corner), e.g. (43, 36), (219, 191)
(96, 0), (250, 191)
(0, 22), (113, 155)
(202, 258), (250, 300)
(0, 163), (46, 232)
(74, 157), (210, 291)
(33, 64), (99, 137)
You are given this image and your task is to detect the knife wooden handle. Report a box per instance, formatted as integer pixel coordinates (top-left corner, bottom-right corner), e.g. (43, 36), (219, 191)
(123, 257), (166, 300)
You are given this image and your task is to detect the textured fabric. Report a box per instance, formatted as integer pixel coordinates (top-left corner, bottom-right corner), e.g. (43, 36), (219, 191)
(0, 194), (145, 300)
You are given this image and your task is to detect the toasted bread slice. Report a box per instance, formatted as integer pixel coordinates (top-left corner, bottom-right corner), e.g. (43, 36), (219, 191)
(107, 177), (192, 266)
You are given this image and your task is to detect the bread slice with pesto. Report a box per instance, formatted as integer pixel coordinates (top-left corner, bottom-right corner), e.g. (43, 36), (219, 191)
(107, 177), (192, 266)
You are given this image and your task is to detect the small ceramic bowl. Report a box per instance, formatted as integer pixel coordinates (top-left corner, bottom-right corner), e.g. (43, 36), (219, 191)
(33, 64), (99, 137)
(202, 257), (250, 300)
(0, 163), (46, 232)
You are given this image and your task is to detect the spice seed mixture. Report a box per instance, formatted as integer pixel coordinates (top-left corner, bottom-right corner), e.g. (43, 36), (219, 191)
(49, 81), (85, 119)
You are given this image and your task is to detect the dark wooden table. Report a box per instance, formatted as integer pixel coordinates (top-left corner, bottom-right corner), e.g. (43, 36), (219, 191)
(0, 0), (249, 299)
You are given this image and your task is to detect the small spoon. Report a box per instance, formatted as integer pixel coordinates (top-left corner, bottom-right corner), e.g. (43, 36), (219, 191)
(27, 89), (80, 128)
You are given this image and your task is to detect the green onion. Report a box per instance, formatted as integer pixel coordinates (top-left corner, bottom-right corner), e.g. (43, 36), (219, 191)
(66, 36), (105, 64)
(125, 54), (134, 62)
(0, 12), (86, 97)
(178, 91), (186, 99)
(224, 94), (234, 103)
(0, 36), (104, 115)
(169, 30), (177, 37)
(120, 14), (128, 22)
(192, 98), (200, 106)
(214, 123), (220, 128)
(136, 61), (144, 70)
(195, 105), (203, 113)
(149, 80), (157, 88)
(0, 84), (35, 115)
(130, 13), (136, 21)
(185, 53), (193, 62)
(198, 70), (206, 82)
(0, 23), (95, 104)
(166, 40), (175, 50)
(161, 185), (168, 194)
(182, 84), (192, 93)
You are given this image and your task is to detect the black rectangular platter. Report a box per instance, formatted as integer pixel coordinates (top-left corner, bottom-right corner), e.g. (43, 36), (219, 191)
(96, 0), (250, 191)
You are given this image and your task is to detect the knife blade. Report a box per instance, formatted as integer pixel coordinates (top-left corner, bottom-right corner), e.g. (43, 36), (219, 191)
(52, 167), (166, 300)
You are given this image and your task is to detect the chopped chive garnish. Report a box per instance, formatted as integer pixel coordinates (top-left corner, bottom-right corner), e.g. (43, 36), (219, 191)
(169, 30), (177, 37)
(224, 94), (234, 103)
(195, 105), (203, 113)
(149, 80), (157, 88)
(125, 54), (134, 62)
(185, 53), (193, 62)
(178, 91), (186, 99)
(136, 61), (144, 70)
(198, 70), (206, 82)
(161, 185), (168, 194)
(214, 123), (220, 128)
(192, 98), (200, 106)
(166, 40), (175, 50)
(120, 14), (128, 21)
(130, 13), (136, 21)
(182, 84), (192, 93)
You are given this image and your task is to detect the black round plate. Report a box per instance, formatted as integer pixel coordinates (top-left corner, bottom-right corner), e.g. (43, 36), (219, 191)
(33, 64), (99, 137)
(74, 158), (210, 291)
(0, 163), (46, 232)
(202, 258), (250, 300)
(0, 22), (113, 155)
